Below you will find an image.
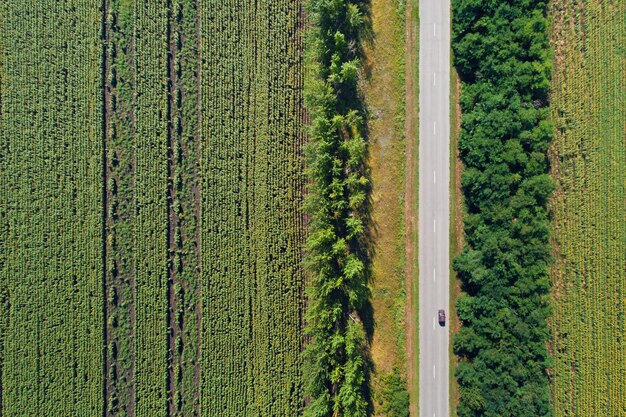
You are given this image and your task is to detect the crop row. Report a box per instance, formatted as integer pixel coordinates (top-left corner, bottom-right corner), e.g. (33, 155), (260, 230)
(133, 2), (170, 416)
(0, 1), (104, 416)
(199, 0), (255, 413)
(244, 1), (306, 414)
(101, 2), (171, 416)
(548, 0), (626, 415)
(0, 0), (307, 415)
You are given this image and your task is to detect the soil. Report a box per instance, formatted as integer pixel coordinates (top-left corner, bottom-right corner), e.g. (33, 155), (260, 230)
(403, 1), (420, 415)
(103, 1), (137, 415)
(166, 3), (203, 414)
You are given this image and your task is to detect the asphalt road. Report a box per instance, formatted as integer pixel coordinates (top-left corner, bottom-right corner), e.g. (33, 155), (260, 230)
(418, 0), (451, 416)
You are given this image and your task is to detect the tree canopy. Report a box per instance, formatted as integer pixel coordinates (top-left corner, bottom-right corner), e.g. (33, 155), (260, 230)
(303, 1), (373, 416)
(452, 0), (554, 416)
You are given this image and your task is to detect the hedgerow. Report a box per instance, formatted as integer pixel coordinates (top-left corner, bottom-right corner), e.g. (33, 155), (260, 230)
(303, 1), (373, 416)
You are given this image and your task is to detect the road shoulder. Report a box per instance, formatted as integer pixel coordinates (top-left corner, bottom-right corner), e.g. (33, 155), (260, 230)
(403, 0), (420, 415)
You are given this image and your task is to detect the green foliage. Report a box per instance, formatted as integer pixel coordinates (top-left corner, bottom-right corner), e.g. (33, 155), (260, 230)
(452, 0), (554, 416)
(303, 0), (373, 416)
(2, 0), (308, 415)
(379, 371), (409, 417)
(165, 1), (202, 415)
(103, 1), (138, 413)
(133, 2), (169, 415)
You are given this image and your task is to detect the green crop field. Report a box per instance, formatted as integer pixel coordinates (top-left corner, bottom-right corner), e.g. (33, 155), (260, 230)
(548, 0), (626, 415)
(0, 2), (104, 415)
(0, 0), (306, 415)
(199, 0), (305, 414)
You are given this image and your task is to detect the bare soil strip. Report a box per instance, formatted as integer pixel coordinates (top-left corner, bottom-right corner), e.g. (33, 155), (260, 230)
(103, 0), (137, 414)
(404, 0), (419, 415)
(166, 1), (202, 415)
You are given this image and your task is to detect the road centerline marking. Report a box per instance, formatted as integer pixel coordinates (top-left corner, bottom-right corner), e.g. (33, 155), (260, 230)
(419, 2), (450, 415)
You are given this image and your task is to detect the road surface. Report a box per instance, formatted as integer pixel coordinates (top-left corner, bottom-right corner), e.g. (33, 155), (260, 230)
(418, 0), (450, 416)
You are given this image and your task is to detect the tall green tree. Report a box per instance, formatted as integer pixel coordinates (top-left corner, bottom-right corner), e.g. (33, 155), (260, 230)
(303, 1), (373, 416)
(452, 0), (554, 416)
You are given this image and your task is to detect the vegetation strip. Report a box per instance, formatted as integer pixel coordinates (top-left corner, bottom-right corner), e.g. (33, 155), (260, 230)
(448, 68), (463, 417)
(452, 0), (554, 415)
(102, 2), (170, 415)
(165, 0), (202, 415)
(0, 6), (6, 412)
(2, 1), (308, 415)
(303, 1), (373, 415)
(103, 0), (136, 414)
(362, 0), (411, 415)
(199, 1), (306, 414)
(132, 2), (169, 416)
(403, 0), (420, 413)
(245, 1), (306, 414)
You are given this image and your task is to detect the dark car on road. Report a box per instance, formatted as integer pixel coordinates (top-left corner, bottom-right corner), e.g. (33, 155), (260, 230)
(438, 309), (446, 326)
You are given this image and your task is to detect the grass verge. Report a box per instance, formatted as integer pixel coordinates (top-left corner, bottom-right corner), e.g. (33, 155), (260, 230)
(364, 0), (413, 414)
(448, 63), (463, 417)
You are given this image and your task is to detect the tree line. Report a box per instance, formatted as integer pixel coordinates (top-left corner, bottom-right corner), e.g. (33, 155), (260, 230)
(452, 0), (554, 416)
(303, 0), (373, 416)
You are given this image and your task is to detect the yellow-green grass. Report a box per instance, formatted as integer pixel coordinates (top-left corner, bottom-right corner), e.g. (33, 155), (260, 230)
(363, 0), (411, 413)
(548, 0), (625, 415)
